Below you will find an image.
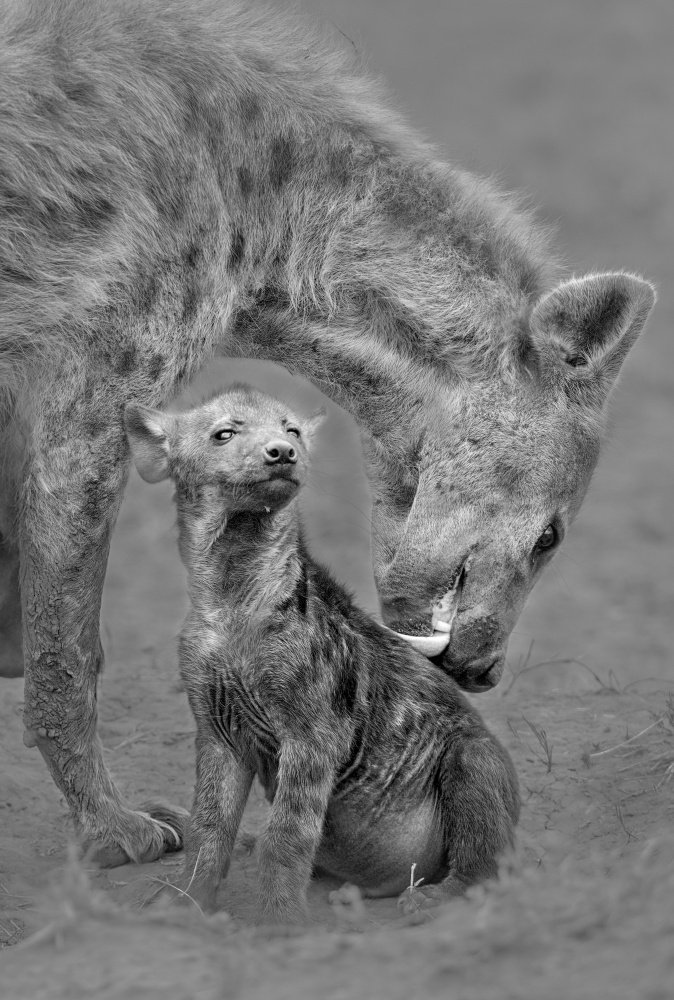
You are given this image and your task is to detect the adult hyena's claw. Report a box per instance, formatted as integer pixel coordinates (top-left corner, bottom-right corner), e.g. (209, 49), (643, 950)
(137, 800), (190, 854)
(82, 801), (189, 868)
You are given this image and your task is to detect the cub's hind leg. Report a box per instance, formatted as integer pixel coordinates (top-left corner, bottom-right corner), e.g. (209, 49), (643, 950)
(401, 729), (519, 913)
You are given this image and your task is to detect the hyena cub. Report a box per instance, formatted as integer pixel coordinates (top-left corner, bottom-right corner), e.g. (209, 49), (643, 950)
(125, 385), (519, 924)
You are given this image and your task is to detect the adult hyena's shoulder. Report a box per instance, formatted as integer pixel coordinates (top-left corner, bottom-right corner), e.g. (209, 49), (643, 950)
(0, 0), (425, 375)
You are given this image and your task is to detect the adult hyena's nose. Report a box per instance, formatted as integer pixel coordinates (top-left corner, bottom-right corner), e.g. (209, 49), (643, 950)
(262, 439), (297, 464)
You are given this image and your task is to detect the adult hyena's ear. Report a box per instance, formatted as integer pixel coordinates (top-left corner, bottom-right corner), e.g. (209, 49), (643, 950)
(530, 273), (656, 409)
(124, 403), (174, 483)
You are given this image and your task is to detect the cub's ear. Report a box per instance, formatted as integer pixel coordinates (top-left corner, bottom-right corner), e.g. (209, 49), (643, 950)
(302, 406), (327, 444)
(530, 273), (655, 409)
(124, 403), (174, 483)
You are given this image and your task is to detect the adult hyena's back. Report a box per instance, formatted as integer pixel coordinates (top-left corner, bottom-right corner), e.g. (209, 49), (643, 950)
(0, 0), (426, 396)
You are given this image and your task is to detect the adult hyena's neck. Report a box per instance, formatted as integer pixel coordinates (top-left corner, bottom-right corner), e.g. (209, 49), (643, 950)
(225, 124), (555, 426)
(175, 485), (302, 619)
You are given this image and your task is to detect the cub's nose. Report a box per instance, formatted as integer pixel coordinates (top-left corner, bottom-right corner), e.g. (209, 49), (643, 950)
(262, 439), (298, 464)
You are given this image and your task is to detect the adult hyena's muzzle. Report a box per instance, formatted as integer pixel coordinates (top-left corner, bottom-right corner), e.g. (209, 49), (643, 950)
(380, 551), (510, 692)
(429, 606), (507, 691)
(381, 557), (470, 659)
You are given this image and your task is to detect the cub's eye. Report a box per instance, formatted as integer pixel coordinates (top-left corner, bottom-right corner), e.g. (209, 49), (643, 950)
(534, 524), (558, 553)
(286, 426), (301, 439)
(212, 428), (235, 443)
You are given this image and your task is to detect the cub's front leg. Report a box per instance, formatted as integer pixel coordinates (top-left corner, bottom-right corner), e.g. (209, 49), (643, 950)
(168, 730), (254, 914)
(256, 740), (335, 925)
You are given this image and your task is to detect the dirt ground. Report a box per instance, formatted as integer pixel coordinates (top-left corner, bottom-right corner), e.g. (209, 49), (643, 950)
(2, 0), (674, 997)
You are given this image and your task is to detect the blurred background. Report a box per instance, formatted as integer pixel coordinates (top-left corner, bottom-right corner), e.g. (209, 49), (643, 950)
(106, 0), (674, 690)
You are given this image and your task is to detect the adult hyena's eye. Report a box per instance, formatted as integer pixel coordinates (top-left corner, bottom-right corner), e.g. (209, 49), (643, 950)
(212, 428), (235, 443)
(286, 426), (301, 438)
(534, 524), (558, 553)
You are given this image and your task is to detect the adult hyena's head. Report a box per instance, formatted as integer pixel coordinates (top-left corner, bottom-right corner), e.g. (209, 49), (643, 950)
(368, 273), (655, 692)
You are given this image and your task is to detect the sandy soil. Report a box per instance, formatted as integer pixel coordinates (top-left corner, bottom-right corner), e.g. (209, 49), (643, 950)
(1, 0), (673, 996)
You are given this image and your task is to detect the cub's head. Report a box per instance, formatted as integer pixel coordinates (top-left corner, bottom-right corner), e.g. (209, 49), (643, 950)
(124, 384), (324, 514)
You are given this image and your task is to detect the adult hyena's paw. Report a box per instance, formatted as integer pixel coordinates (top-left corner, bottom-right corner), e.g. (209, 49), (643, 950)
(82, 800), (189, 868)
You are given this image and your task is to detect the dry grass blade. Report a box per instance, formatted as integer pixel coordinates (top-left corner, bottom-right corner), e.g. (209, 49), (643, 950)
(0, 883), (34, 910)
(522, 716), (554, 773)
(590, 716), (668, 757)
(508, 716), (554, 772)
(0, 916), (25, 949)
(503, 644), (614, 695)
(141, 847), (205, 916)
(141, 876), (206, 918)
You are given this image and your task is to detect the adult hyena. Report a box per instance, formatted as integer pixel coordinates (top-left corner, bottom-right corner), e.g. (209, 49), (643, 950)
(0, 0), (654, 866)
(125, 385), (519, 924)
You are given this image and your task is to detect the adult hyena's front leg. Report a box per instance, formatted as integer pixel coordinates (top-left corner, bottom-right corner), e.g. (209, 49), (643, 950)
(0, 438), (23, 678)
(0, 533), (22, 678)
(19, 380), (188, 866)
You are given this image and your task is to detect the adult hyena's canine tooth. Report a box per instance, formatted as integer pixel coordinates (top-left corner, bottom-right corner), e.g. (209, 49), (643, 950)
(433, 620), (452, 633)
(387, 629), (451, 658)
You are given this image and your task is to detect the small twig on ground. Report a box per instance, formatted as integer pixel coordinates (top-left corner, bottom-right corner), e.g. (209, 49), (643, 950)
(11, 920), (63, 952)
(0, 884), (34, 910)
(509, 716), (554, 772)
(615, 803), (639, 843)
(503, 648), (614, 695)
(0, 917), (25, 948)
(141, 847), (204, 916)
(105, 730), (194, 753)
(621, 678), (674, 694)
(396, 863), (435, 923)
(107, 731), (156, 752)
(590, 716), (667, 758)
(658, 761), (674, 787)
(522, 716), (554, 772)
(141, 876), (205, 918)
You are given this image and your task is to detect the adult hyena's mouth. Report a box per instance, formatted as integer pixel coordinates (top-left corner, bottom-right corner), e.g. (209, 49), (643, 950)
(383, 558), (470, 659)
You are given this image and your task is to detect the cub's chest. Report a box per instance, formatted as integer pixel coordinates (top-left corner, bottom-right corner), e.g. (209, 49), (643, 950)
(185, 618), (317, 746)
(206, 666), (280, 757)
